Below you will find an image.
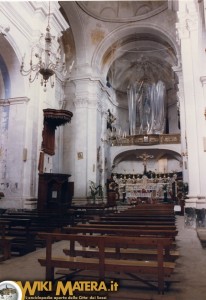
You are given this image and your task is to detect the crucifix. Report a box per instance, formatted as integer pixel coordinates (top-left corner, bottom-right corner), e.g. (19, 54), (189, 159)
(137, 152), (154, 174)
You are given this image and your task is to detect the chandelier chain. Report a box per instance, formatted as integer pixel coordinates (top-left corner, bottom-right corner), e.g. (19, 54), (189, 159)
(47, 1), (51, 29)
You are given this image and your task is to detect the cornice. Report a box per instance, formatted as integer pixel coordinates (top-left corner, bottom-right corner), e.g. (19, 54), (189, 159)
(69, 76), (119, 109)
(29, 2), (69, 31)
(0, 2), (33, 40)
(0, 1), (68, 44)
(0, 97), (30, 106)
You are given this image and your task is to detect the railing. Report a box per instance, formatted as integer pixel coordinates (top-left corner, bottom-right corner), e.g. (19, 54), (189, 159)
(111, 133), (181, 146)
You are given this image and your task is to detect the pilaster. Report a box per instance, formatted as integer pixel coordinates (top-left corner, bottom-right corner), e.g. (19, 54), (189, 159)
(176, 1), (206, 227)
(172, 65), (188, 184)
(72, 78), (105, 198)
(0, 97), (31, 208)
(176, 4), (200, 204)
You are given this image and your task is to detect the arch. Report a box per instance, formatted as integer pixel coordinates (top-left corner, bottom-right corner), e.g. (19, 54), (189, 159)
(92, 22), (180, 79)
(60, 2), (87, 67)
(0, 54), (11, 99)
(0, 34), (25, 98)
(111, 145), (181, 165)
(111, 147), (182, 174)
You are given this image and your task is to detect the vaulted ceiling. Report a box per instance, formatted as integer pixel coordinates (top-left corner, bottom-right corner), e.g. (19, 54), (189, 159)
(77, 1), (168, 22)
(60, 1), (178, 107)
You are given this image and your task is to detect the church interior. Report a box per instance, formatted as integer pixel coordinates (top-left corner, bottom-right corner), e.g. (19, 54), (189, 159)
(1, 1), (206, 299)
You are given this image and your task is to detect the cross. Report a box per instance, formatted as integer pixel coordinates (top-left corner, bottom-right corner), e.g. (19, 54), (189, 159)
(137, 152), (154, 174)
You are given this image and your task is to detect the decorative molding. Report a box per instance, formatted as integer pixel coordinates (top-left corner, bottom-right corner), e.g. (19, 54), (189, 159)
(112, 134), (181, 147)
(0, 97), (30, 106)
(73, 98), (97, 109)
(77, 2), (168, 23)
(186, 16), (198, 32)
(159, 134), (181, 144)
(73, 98), (88, 108)
(176, 10), (191, 39)
(176, 22), (189, 39)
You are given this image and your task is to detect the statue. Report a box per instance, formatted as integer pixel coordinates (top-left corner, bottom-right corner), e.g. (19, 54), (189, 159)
(107, 109), (116, 131)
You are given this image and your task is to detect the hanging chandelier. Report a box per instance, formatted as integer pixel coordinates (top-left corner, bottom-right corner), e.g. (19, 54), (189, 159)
(20, 2), (66, 91)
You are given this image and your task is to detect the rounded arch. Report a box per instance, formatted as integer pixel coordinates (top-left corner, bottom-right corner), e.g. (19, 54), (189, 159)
(111, 145), (181, 165)
(0, 54), (11, 99)
(60, 2), (87, 66)
(111, 147), (182, 174)
(0, 34), (25, 98)
(92, 22), (180, 79)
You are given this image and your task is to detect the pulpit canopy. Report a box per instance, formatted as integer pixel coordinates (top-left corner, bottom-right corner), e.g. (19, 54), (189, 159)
(43, 108), (73, 127)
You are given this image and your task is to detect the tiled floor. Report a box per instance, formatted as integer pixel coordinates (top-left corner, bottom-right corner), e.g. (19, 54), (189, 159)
(0, 216), (206, 299)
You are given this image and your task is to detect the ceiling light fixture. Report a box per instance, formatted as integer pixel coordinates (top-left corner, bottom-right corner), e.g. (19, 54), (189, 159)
(20, 2), (66, 91)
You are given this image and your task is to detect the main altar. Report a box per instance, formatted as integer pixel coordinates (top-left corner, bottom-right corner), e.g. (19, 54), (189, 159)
(110, 172), (179, 204)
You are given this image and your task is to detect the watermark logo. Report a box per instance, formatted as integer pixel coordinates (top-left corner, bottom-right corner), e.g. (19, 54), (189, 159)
(0, 281), (22, 300)
(0, 280), (118, 300)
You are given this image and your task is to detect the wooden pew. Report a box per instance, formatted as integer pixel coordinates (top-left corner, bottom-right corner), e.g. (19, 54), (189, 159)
(70, 203), (117, 211)
(6, 210), (75, 229)
(97, 203), (175, 221)
(0, 220), (15, 261)
(76, 223), (177, 231)
(68, 204), (117, 223)
(89, 219), (175, 226)
(0, 217), (36, 255)
(63, 225), (178, 239)
(115, 205), (175, 215)
(4, 210), (76, 247)
(131, 203), (174, 209)
(62, 226), (178, 261)
(114, 210), (175, 216)
(38, 232), (175, 293)
(99, 216), (175, 221)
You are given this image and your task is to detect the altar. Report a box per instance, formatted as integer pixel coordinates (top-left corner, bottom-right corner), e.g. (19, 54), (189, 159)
(112, 173), (177, 203)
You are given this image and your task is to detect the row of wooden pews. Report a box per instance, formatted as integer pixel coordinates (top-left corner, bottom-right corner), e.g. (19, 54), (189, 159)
(68, 202), (118, 223)
(38, 202), (179, 295)
(0, 202), (117, 260)
(0, 209), (76, 259)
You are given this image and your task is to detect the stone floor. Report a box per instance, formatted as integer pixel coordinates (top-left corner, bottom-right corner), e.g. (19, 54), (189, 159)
(0, 216), (206, 300)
